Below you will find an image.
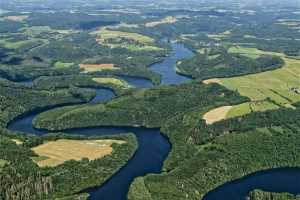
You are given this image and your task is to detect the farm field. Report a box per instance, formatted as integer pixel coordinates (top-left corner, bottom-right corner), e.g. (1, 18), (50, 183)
(228, 46), (284, 59)
(91, 27), (162, 51)
(20, 26), (77, 36)
(0, 38), (46, 49)
(53, 61), (74, 69)
(92, 27), (154, 44)
(207, 30), (231, 41)
(80, 63), (119, 73)
(31, 139), (125, 167)
(145, 16), (177, 27)
(2, 15), (28, 22)
(203, 105), (232, 124)
(92, 77), (132, 88)
(203, 47), (300, 123)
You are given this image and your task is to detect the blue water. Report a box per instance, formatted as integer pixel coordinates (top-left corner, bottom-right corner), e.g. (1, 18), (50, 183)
(8, 116), (170, 200)
(16, 79), (35, 86)
(150, 42), (194, 85)
(89, 88), (115, 104)
(203, 168), (300, 200)
(117, 75), (153, 88)
(7, 41), (192, 200)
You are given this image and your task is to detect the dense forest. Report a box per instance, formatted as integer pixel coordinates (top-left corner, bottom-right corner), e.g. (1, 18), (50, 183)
(33, 81), (248, 130)
(177, 47), (284, 79)
(0, 131), (137, 199)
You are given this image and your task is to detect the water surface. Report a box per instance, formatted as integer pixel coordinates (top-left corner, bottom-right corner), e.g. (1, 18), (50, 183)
(150, 42), (194, 85)
(203, 168), (300, 200)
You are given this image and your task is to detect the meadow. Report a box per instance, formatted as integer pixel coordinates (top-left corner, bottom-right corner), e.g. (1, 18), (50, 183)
(92, 27), (154, 44)
(91, 27), (163, 51)
(53, 62), (74, 69)
(0, 38), (45, 49)
(203, 47), (300, 123)
(79, 63), (119, 73)
(92, 77), (132, 88)
(145, 16), (177, 27)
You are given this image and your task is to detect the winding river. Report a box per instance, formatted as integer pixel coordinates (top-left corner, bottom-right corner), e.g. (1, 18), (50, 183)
(8, 42), (300, 200)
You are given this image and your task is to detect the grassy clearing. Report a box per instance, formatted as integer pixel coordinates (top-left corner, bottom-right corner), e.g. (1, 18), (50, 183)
(197, 49), (205, 54)
(79, 63), (119, 73)
(21, 26), (53, 35)
(0, 159), (8, 168)
(243, 35), (257, 39)
(203, 106), (232, 124)
(220, 57), (300, 104)
(203, 78), (221, 84)
(11, 139), (23, 145)
(92, 77), (131, 88)
(53, 62), (74, 69)
(207, 30), (231, 40)
(145, 16), (177, 27)
(31, 139), (125, 167)
(125, 44), (162, 51)
(228, 46), (284, 59)
(226, 101), (279, 119)
(92, 27), (154, 44)
(208, 54), (220, 60)
(203, 48), (300, 122)
(0, 38), (45, 49)
(3, 15), (28, 22)
(91, 27), (162, 51)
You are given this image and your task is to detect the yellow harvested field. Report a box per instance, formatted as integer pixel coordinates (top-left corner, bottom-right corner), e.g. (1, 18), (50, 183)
(12, 139), (23, 145)
(203, 78), (221, 85)
(3, 15), (28, 22)
(203, 106), (232, 124)
(92, 77), (131, 88)
(145, 16), (177, 27)
(32, 139), (125, 167)
(80, 64), (119, 73)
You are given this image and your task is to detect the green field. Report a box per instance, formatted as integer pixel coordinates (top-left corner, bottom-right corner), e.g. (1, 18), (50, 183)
(226, 101), (280, 119)
(203, 48), (300, 121)
(221, 57), (300, 105)
(228, 46), (283, 59)
(53, 61), (74, 69)
(92, 77), (132, 89)
(145, 16), (177, 27)
(91, 27), (162, 51)
(0, 38), (46, 49)
(0, 159), (8, 169)
(207, 30), (231, 41)
(92, 27), (154, 44)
